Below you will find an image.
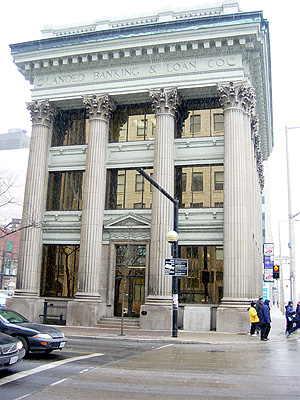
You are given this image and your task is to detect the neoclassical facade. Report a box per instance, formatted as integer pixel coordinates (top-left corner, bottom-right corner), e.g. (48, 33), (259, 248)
(7, 2), (272, 332)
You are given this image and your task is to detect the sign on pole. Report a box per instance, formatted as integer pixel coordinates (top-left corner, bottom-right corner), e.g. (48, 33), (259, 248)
(263, 243), (274, 282)
(165, 258), (188, 276)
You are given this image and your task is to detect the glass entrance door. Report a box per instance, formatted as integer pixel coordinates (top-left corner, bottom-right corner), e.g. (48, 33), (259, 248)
(114, 244), (146, 317)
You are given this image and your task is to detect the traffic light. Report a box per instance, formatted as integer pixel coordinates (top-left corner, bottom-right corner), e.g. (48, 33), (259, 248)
(273, 264), (280, 279)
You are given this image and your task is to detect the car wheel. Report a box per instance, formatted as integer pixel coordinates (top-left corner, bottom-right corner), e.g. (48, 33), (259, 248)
(15, 335), (29, 355)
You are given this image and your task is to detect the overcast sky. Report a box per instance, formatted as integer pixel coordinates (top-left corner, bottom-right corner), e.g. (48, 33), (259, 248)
(1, 0), (300, 291)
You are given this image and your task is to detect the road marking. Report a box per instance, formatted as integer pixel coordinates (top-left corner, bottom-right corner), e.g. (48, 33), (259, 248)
(50, 377), (68, 386)
(0, 353), (104, 387)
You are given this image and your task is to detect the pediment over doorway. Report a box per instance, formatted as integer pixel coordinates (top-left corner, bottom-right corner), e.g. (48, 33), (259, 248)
(105, 212), (151, 229)
(104, 213), (151, 241)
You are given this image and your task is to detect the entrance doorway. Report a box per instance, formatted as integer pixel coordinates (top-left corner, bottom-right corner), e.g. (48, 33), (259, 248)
(114, 244), (146, 317)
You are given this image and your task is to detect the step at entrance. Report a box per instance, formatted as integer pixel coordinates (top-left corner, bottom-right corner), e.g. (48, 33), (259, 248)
(96, 317), (140, 329)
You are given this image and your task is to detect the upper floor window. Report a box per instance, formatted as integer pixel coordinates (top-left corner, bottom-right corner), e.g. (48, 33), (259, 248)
(52, 109), (88, 146)
(214, 171), (224, 191)
(106, 168), (153, 210)
(47, 170), (84, 211)
(179, 100), (224, 138)
(175, 165), (224, 208)
(110, 106), (155, 143)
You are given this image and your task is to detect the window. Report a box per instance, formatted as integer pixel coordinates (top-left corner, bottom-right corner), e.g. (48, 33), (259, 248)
(47, 171), (84, 211)
(110, 106), (155, 142)
(179, 245), (223, 304)
(190, 114), (201, 134)
(117, 174), (125, 194)
(216, 246), (223, 260)
(52, 110), (87, 146)
(106, 168), (153, 209)
(41, 245), (79, 298)
(182, 173), (187, 192)
(213, 113), (224, 132)
(176, 166), (224, 208)
(192, 172), (203, 192)
(214, 171), (224, 191)
(135, 174), (144, 192)
(215, 202), (223, 207)
(133, 202), (145, 209)
(136, 119), (147, 136)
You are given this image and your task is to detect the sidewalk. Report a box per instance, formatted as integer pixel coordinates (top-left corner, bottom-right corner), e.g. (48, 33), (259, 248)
(60, 306), (288, 345)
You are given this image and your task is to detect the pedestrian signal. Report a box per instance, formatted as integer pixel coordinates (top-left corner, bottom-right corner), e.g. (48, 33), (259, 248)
(273, 264), (280, 279)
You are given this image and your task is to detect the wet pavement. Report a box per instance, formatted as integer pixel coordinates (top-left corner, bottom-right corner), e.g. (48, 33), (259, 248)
(20, 307), (300, 399)
(60, 306), (287, 344)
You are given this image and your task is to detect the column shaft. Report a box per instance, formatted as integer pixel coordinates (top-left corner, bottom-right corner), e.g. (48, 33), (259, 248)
(219, 82), (256, 304)
(147, 88), (180, 301)
(76, 95), (114, 299)
(17, 100), (54, 296)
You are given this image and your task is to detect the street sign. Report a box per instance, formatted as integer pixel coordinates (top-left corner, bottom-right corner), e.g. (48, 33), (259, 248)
(165, 258), (188, 276)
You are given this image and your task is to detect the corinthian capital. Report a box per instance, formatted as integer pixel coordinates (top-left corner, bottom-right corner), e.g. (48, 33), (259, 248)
(149, 88), (181, 116)
(83, 94), (115, 122)
(218, 82), (256, 115)
(27, 100), (55, 127)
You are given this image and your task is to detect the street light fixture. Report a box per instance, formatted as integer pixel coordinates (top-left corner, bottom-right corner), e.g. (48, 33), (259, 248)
(285, 126), (300, 303)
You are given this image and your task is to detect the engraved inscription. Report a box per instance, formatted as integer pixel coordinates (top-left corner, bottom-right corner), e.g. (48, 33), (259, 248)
(34, 56), (238, 88)
(36, 73), (85, 86)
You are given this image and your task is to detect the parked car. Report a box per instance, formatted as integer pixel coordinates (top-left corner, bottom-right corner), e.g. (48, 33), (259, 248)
(0, 332), (25, 370)
(0, 308), (67, 355)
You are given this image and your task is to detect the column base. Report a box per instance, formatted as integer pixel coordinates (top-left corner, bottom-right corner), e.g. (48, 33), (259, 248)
(216, 298), (251, 333)
(67, 298), (104, 326)
(139, 296), (172, 331)
(5, 292), (44, 323)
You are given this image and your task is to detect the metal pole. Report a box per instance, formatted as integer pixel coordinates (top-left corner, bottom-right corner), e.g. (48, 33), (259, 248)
(136, 167), (179, 337)
(172, 200), (179, 338)
(278, 221), (285, 313)
(285, 127), (300, 303)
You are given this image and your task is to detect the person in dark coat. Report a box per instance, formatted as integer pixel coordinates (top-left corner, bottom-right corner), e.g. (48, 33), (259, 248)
(285, 301), (295, 333)
(255, 296), (264, 333)
(260, 299), (271, 341)
(287, 301), (300, 338)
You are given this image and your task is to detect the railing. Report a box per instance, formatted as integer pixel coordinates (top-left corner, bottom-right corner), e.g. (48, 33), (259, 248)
(40, 301), (67, 325)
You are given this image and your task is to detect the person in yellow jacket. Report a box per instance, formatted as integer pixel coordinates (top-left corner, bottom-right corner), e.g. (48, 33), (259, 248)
(248, 301), (260, 336)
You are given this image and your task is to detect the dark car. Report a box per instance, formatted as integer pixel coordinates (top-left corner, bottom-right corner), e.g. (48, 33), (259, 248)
(0, 308), (67, 355)
(0, 332), (25, 369)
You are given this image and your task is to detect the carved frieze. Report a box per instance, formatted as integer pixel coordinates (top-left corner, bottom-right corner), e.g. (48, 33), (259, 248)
(83, 94), (115, 121)
(26, 100), (55, 127)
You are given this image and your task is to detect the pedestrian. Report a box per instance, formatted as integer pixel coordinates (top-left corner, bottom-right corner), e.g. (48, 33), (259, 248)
(255, 296), (264, 333)
(260, 299), (271, 341)
(285, 301), (295, 333)
(287, 301), (300, 338)
(248, 301), (259, 336)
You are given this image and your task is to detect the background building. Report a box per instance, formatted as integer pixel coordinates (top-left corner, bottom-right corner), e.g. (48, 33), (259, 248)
(7, 1), (273, 332)
(0, 128), (30, 150)
(0, 219), (21, 291)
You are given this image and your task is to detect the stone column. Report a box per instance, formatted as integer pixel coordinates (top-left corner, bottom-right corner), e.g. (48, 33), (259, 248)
(140, 88), (181, 331)
(252, 115), (264, 298)
(216, 82), (256, 332)
(7, 100), (54, 320)
(67, 94), (114, 326)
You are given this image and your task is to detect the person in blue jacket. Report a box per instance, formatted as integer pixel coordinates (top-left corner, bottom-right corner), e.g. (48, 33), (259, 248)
(285, 301), (295, 333)
(260, 299), (271, 341)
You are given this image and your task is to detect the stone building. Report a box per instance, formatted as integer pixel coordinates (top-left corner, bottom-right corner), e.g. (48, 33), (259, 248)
(7, 1), (272, 332)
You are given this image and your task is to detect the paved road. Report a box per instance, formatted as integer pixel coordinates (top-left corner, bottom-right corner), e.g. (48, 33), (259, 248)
(1, 307), (300, 400)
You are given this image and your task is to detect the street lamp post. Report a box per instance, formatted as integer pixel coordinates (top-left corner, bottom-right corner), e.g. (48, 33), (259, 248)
(136, 167), (179, 337)
(285, 126), (300, 303)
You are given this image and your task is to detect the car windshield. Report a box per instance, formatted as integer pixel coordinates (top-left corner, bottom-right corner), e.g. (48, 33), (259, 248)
(0, 309), (29, 324)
